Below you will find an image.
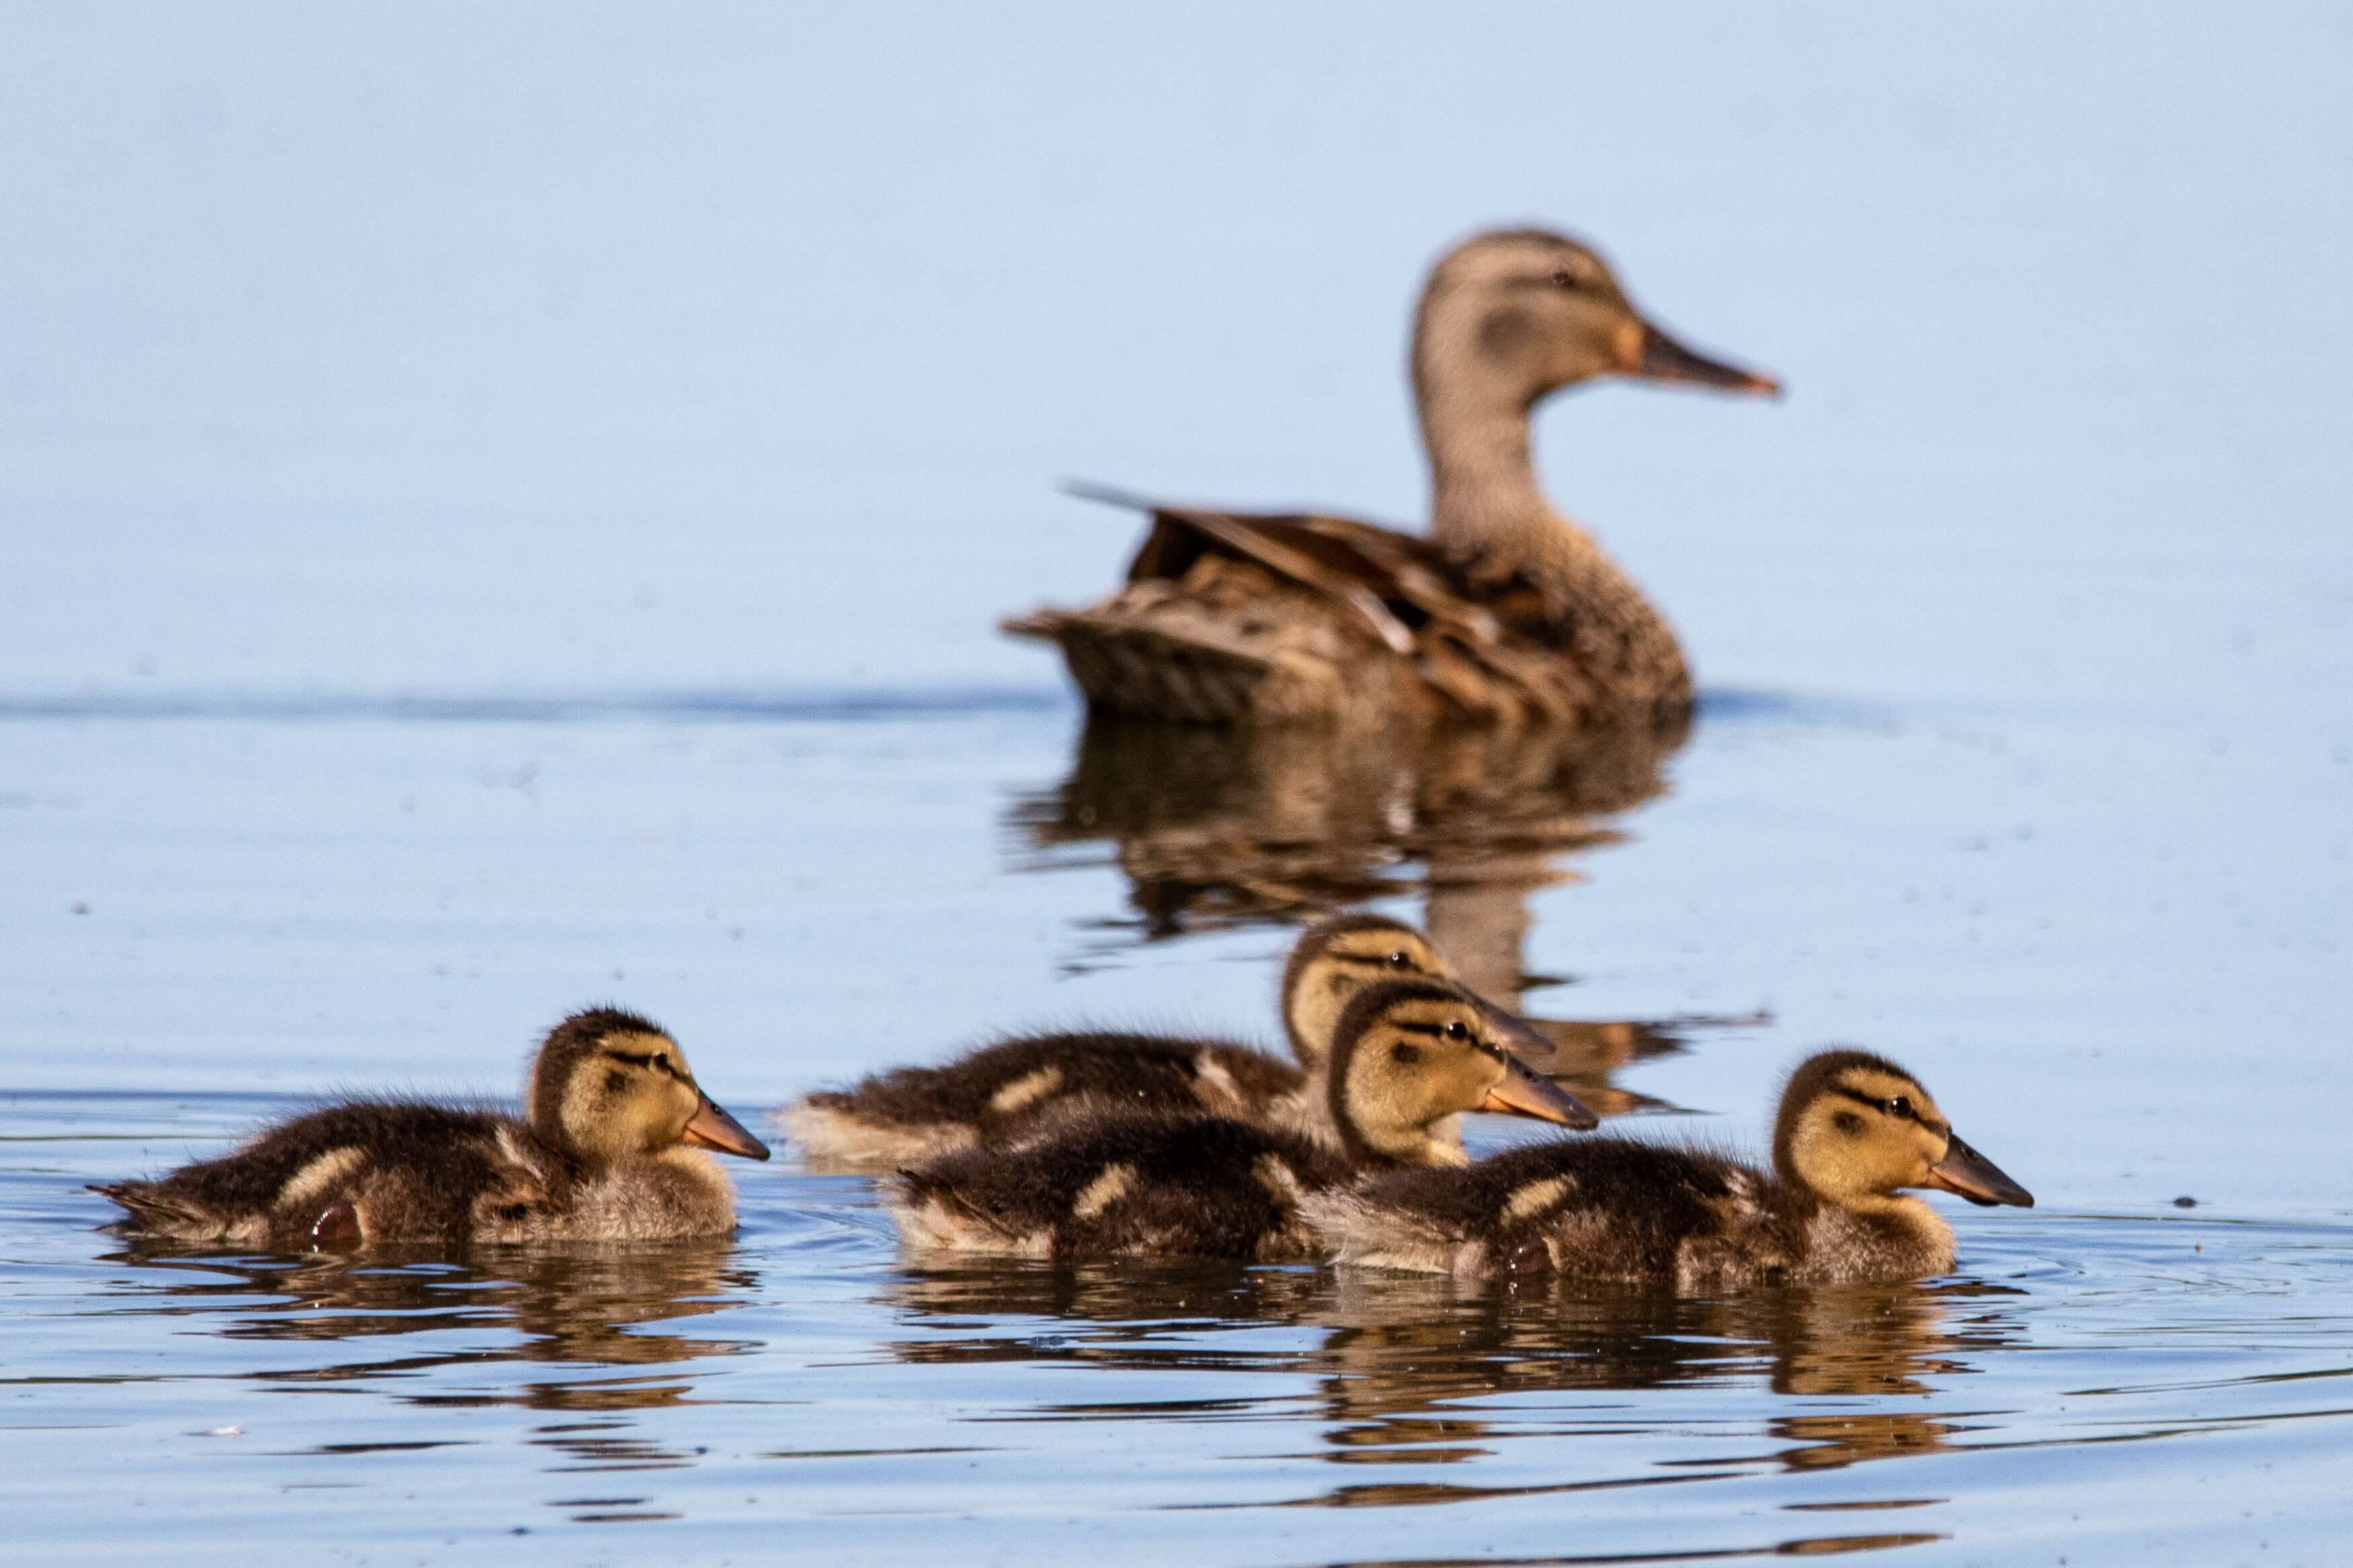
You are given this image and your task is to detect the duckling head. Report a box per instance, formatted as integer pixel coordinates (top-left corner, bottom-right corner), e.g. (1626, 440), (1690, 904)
(1328, 979), (1598, 1167)
(1413, 229), (1779, 419)
(1773, 1050), (2032, 1212)
(528, 1008), (771, 1166)
(1282, 914), (1455, 1071)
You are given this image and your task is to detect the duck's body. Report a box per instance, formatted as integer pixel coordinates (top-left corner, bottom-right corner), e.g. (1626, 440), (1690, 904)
(1307, 1049), (2032, 1288)
(893, 1110), (1352, 1262)
(885, 978), (1596, 1262)
(95, 1009), (770, 1246)
(779, 914), (1454, 1166)
(1004, 230), (1776, 728)
(783, 1028), (1306, 1166)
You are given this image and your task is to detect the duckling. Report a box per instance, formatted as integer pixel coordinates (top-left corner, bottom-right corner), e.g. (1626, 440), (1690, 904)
(885, 978), (1597, 1262)
(1306, 1049), (2031, 1288)
(779, 913), (1458, 1165)
(1003, 229), (1778, 728)
(93, 1008), (770, 1246)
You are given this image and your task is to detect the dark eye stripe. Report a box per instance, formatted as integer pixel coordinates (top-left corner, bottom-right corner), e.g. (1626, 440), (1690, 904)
(1827, 1085), (1938, 1128)
(606, 1050), (682, 1079)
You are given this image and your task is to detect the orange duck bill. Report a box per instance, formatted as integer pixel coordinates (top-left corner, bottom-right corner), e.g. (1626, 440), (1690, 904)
(1480, 1054), (1601, 1130)
(682, 1095), (772, 1160)
(1925, 1132), (2032, 1208)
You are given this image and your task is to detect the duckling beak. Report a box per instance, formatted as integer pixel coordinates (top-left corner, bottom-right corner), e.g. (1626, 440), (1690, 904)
(1481, 1053), (1601, 1130)
(682, 1094), (772, 1160)
(1478, 999), (1558, 1058)
(1925, 1132), (2032, 1208)
(1628, 319), (1781, 397)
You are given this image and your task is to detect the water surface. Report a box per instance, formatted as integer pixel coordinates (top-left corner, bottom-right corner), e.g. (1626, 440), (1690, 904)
(5, 4), (2353, 1563)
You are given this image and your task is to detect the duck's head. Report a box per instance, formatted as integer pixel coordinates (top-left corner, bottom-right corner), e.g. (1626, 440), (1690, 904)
(1412, 229), (1779, 414)
(527, 1008), (771, 1166)
(1328, 978), (1599, 1166)
(1773, 1050), (2031, 1211)
(1281, 914), (1455, 1070)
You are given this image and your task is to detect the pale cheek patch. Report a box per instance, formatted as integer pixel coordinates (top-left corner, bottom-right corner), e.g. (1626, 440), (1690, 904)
(1071, 1163), (1137, 1220)
(1502, 1176), (1572, 1223)
(278, 1147), (366, 1210)
(990, 1067), (1064, 1116)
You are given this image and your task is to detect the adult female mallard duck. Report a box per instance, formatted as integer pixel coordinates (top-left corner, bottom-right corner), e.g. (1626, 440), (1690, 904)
(1306, 1048), (2032, 1287)
(1003, 228), (1778, 728)
(885, 978), (1596, 1262)
(93, 1008), (770, 1246)
(779, 913), (1474, 1165)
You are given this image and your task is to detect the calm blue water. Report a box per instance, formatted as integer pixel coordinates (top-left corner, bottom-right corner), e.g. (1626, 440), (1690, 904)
(4, 5), (2352, 1564)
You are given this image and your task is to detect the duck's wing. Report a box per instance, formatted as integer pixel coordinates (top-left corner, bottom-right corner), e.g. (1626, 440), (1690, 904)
(1008, 487), (1579, 724)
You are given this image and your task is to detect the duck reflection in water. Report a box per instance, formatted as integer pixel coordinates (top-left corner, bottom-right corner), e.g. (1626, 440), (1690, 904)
(104, 1237), (755, 1419)
(878, 1262), (2021, 1483)
(1318, 1274), (2022, 1483)
(1008, 712), (1764, 1114)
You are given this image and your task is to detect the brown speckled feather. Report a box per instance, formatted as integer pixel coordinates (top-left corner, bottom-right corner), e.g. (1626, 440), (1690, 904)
(783, 1030), (1304, 1164)
(891, 1112), (1351, 1262)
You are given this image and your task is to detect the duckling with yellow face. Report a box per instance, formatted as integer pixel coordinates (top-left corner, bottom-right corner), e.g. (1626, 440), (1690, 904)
(1307, 1048), (2031, 1288)
(885, 978), (1596, 1263)
(779, 913), (1460, 1165)
(93, 1008), (770, 1247)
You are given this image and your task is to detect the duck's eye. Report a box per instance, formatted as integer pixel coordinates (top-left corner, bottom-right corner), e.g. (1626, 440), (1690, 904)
(1442, 1020), (1470, 1041)
(1886, 1096), (1914, 1120)
(1390, 1042), (1422, 1065)
(1552, 267), (1579, 289)
(1387, 950), (1414, 968)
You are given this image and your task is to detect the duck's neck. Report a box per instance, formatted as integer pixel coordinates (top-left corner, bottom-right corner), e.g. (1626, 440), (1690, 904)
(1322, 1075), (1466, 1172)
(1415, 378), (1690, 706)
(1330, 1110), (1465, 1173)
(1419, 384), (1554, 567)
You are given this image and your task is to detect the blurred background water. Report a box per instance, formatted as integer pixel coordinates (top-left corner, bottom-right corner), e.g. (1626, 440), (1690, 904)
(3, 4), (2350, 1564)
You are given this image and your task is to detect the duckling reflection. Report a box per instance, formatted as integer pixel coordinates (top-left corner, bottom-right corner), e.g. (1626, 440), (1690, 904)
(1308, 1274), (2023, 1483)
(103, 1237), (756, 1393)
(876, 1260), (1326, 1374)
(1008, 711), (1763, 1113)
(871, 1256), (2023, 1485)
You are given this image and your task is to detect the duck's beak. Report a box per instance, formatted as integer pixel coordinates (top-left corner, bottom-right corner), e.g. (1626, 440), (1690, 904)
(1925, 1132), (2032, 1208)
(1478, 999), (1558, 1058)
(1480, 1050), (1601, 1130)
(1626, 319), (1781, 397)
(682, 1094), (772, 1160)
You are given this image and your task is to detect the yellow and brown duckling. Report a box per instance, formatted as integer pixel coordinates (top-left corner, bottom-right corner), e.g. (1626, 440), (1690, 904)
(884, 978), (1597, 1263)
(779, 913), (1460, 1165)
(1307, 1049), (2031, 1287)
(93, 1008), (770, 1246)
(1004, 229), (1778, 729)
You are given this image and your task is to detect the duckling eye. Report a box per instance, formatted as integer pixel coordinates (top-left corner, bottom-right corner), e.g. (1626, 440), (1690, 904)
(1386, 950), (1413, 968)
(1442, 1020), (1470, 1041)
(1390, 1042), (1422, 1065)
(1885, 1096), (1914, 1120)
(1551, 267), (1579, 289)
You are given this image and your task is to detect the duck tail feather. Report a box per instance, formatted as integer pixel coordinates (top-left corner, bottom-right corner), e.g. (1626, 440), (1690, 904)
(1058, 478), (1166, 513)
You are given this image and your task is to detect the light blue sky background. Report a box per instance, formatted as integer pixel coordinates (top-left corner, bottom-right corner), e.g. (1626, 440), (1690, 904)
(4, 4), (2346, 706)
